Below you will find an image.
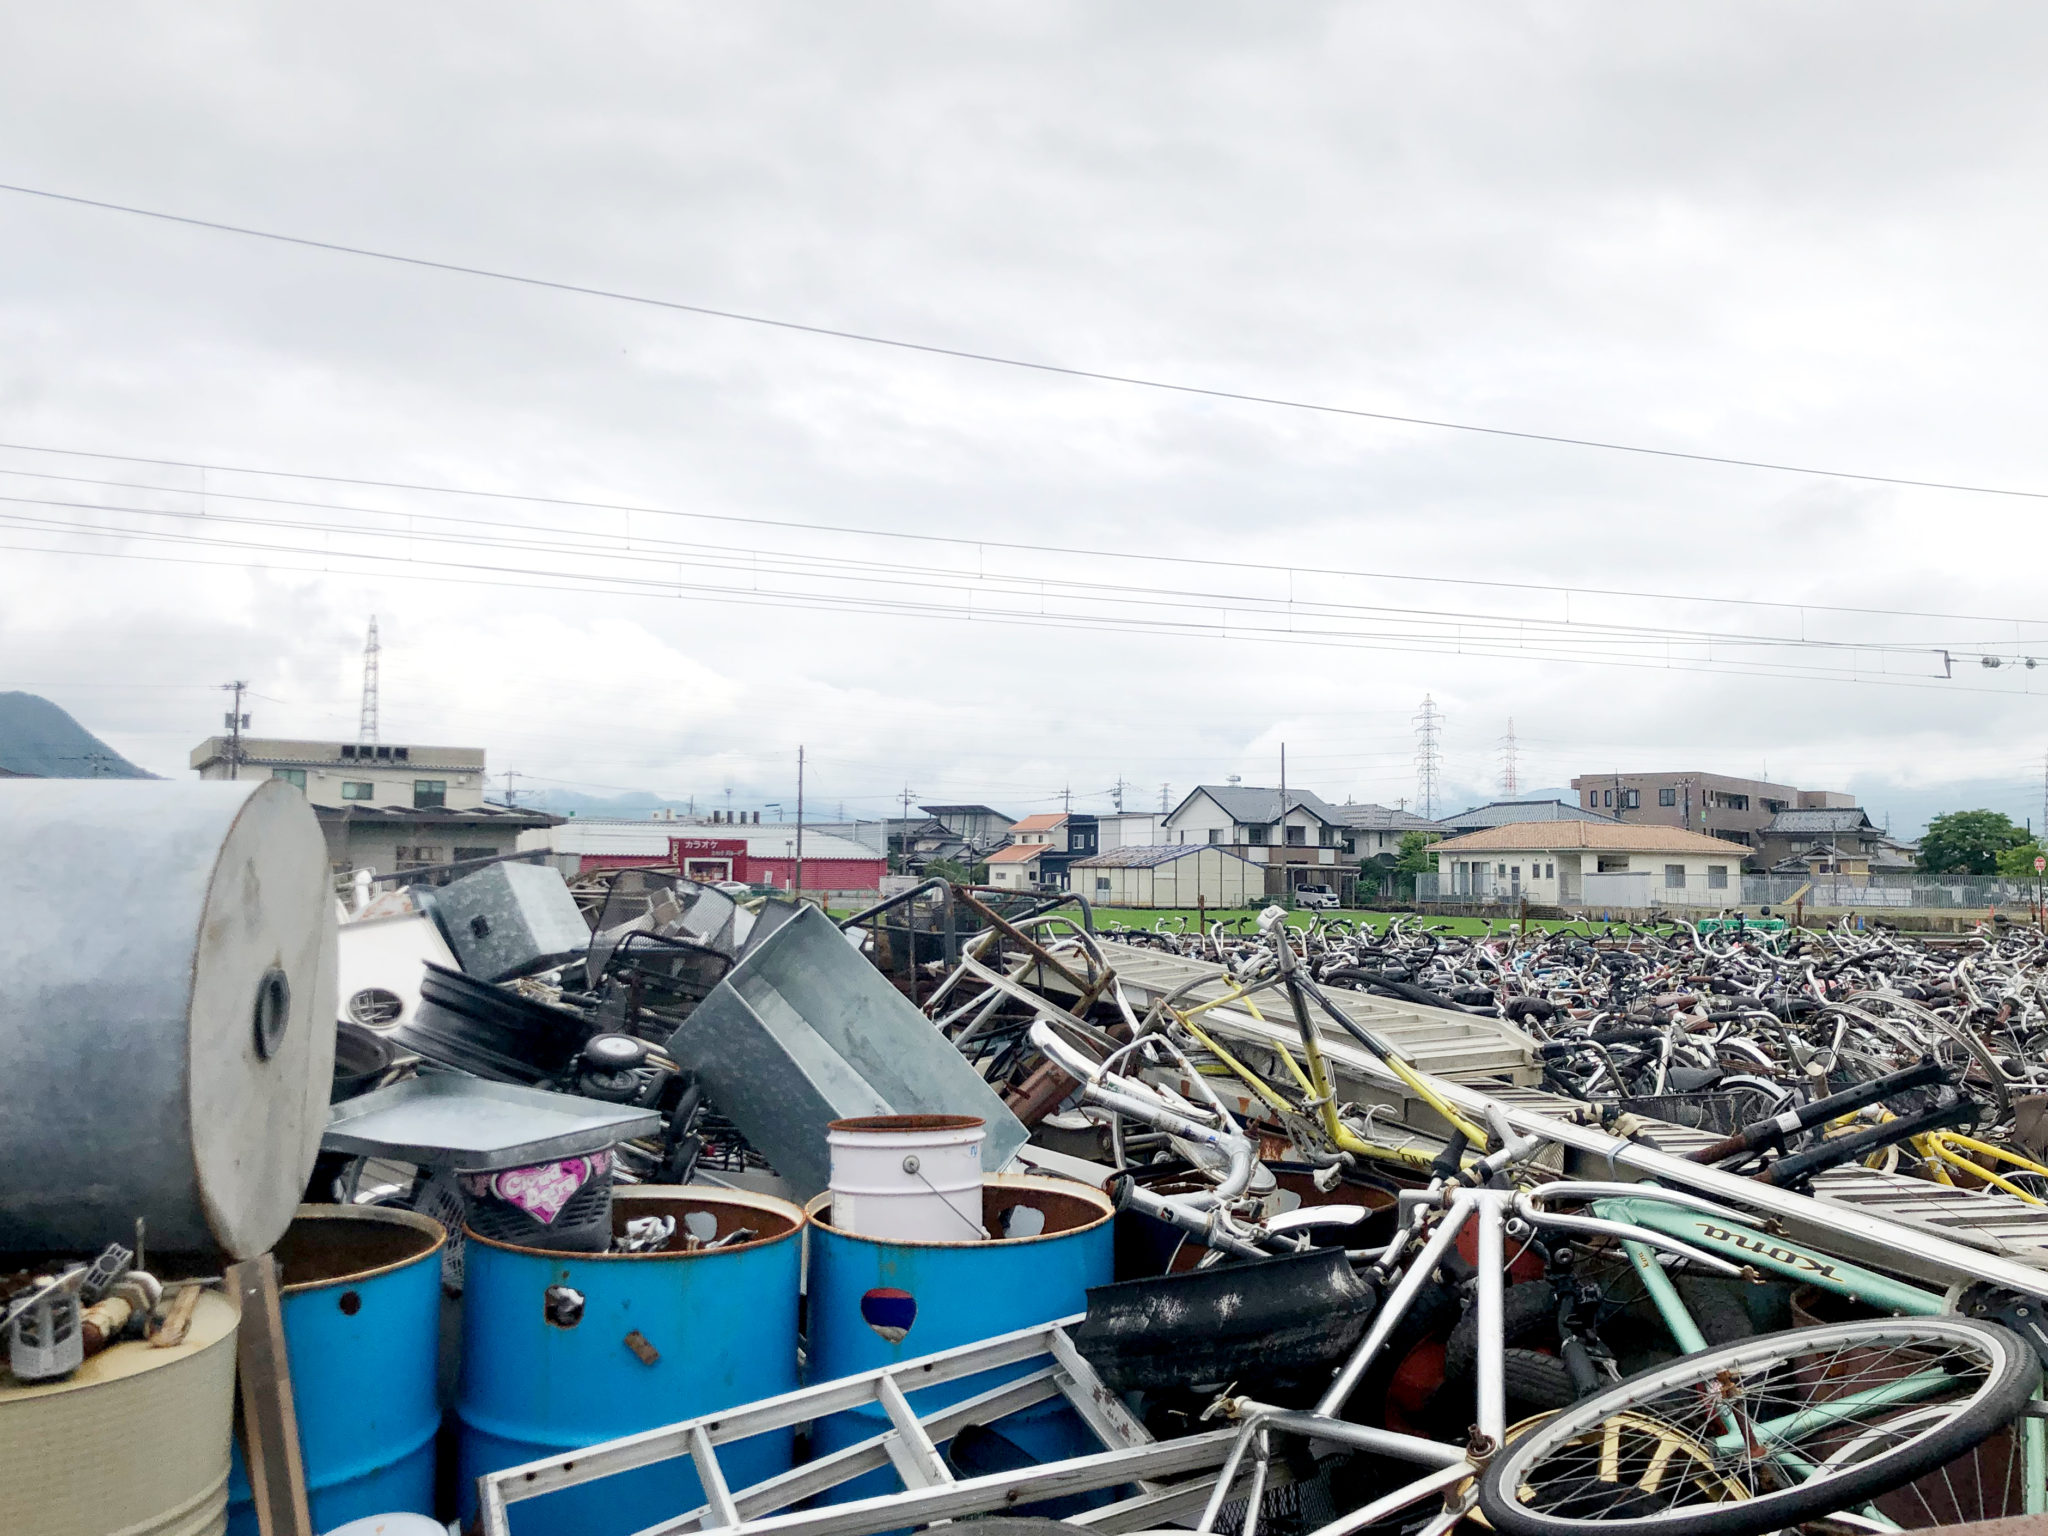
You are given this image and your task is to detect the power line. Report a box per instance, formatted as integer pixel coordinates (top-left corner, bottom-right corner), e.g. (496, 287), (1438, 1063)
(2, 448), (2043, 632)
(6, 181), (2048, 504)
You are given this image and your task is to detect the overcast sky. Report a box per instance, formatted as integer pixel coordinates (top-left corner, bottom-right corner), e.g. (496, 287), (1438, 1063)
(3, 3), (2046, 833)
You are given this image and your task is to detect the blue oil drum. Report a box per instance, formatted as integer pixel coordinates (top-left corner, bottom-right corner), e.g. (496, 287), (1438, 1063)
(806, 1174), (1114, 1500)
(228, 1204), (446, 1536)
(457, 1185), (805, 1534)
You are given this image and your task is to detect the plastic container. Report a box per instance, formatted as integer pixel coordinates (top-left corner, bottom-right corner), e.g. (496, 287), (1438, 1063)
(806, 1173), (1114, 1502)
(227, 1205), (446, 1536)
(457, 1186), (805, 1534)
(828, 1114), (987, 1242)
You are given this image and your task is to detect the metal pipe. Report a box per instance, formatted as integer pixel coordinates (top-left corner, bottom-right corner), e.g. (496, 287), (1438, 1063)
(1474, 1191), (1505, 1446)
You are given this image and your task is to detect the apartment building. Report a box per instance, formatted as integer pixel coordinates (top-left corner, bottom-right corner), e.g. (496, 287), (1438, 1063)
(1568, 771), (1853, 858)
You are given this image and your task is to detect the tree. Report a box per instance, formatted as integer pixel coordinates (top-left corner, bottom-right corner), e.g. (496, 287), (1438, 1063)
(1917, 810), (2029, 875)
(1995, 841), (2047, 880)
(1391, 831), (1439, 898)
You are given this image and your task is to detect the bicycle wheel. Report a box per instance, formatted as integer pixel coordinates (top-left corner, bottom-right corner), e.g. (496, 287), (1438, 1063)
(1477, 1316), (2038, 1536)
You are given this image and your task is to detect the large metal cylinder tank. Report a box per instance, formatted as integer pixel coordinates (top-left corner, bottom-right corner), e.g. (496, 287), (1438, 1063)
(805, 1174), (1114, 1499)
(0, 780), (337, 1257)
(0, 1286), (241, 1536)
(457, 1186), (805, 1535)
(227, 1205), (446, 1536)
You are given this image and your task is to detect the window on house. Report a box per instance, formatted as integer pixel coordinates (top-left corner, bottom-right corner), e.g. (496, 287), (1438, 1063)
(1603, 790), (1613, 807)
(1095, 876), (1111, 893)
(1497, 863), (1507, 876)
(1624, 790), (1641, 809)
(1665, 864), (1686, 888)
(393, 747), (409, 761)
(340, 744), (357, 759)
(1587, 791), (1596, 806)
(1545, 862), (1555, 879)
(1248, 827), (1268, 845)
(1285, 825), (1306, 846)
(413, 780), (448, 809)
(1208, 828), (1223, 844)
(374, 746), (391, 760)
(1342, 836), (1356, 854)
(341, 781), (374, 801)
(1708, 864), (1729, 889)
(1658, 787), (1676, 807)
(454, 846), (498, 863)
(271, 768), (305, 790)
(1317, 827), (1333, 847)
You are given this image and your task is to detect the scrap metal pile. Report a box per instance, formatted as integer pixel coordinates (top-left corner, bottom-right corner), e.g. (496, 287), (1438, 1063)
(485, 898), (2048, 1536)
(1089, 910), (2048, 1205)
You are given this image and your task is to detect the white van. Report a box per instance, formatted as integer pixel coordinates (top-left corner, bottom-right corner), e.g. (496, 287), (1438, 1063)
(1293, 883), (1340, 910)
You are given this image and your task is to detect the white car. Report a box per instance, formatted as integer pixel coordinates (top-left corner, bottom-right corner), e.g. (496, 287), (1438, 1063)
(1293, 883), (1340, 910)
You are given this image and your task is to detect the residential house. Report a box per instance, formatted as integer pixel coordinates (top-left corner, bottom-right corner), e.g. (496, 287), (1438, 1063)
(514, 821), (888, 897)
(1433, 823), (1748, 909)
(1002, 812), (1100, 890)
(1568, 771), (1854, 859)
(1756, 808), (1915, 878)
(191, 735), (557, 876)
(985, 842), (1055, 892)
(1161, 785), (1356, 903)
(1334, 802), (1444, 860)
(1071, 844), (1264, 909)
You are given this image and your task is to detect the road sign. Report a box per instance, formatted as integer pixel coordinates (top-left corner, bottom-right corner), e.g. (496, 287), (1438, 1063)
(2034, 855), (2044, 874)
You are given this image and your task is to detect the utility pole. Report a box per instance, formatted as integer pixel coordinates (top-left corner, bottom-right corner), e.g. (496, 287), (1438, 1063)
(220, 681), (249, 780)
(1060, 784), (1072, 814)
(794, 745), (806, 903)
(500, 769), (521, 808)
(1111, 777), (1126, 813)
(899, 784), (915, 870)
(1279, 742), (1289, 894)
(1159, 783), (1170, 814)
(1499, 718), (1519, 796)
(1413, 696), (1442, 820)
(358, 617), (380, 746)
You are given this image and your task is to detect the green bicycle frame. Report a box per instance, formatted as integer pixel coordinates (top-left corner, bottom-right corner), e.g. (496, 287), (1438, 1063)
(1594, 1195), (2047, 1515)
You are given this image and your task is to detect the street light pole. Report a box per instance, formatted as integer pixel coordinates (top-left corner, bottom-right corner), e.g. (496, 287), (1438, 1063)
(795, 744), (806, 903)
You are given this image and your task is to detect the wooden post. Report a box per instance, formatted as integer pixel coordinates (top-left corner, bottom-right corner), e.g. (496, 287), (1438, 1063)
(229, 1254), (313, 1536)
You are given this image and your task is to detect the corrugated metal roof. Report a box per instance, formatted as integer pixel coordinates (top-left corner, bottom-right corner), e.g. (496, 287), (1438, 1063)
(1072, 843), (1260, 869)
(1432, 823), (1746, 856)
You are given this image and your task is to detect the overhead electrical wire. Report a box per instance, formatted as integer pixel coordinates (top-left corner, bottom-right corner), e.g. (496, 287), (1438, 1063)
(0, 445), (2042, 633)
(5, 181), (2048, 505)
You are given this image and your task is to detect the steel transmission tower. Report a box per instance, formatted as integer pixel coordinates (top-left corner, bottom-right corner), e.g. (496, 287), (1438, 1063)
(358, 616), (381, 745)
(1414, 695), (1443, 819)
(1499, 718), (1520, 796)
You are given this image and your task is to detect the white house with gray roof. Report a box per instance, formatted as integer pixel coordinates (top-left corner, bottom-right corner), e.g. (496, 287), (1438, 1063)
(1161, 784), (1357, 902)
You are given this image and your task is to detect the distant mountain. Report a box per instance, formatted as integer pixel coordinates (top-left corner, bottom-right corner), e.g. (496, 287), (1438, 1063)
(0, 693), (155, 778)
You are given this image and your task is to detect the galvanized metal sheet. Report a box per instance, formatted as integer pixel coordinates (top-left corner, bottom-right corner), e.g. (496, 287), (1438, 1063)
(322, 1075), (659, 1171)
(666, 906), (1029, 1200)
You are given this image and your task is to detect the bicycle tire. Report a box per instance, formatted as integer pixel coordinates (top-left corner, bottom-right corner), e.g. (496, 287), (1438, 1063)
(1477, 1315), (2038, 1536)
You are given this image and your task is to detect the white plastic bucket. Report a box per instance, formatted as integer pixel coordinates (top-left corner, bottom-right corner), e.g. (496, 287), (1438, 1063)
(827, 1115), (987, 1242)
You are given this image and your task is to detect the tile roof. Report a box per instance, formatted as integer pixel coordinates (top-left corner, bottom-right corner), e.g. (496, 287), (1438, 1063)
(1334, 802), (1443, 832)
(1008, 813), (1069, 833)
(1180, 785), (1347, 826)
(1764, 808), (1878, 835)
(1437, 799), (1619, 831)
(1432, 823), (1747, 856)
(986, 843), (1050, 864)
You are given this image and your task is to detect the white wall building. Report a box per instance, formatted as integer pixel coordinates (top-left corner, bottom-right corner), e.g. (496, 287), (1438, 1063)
(1431, 823), (1747, 908)
(1070, 845), (1263, 909)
